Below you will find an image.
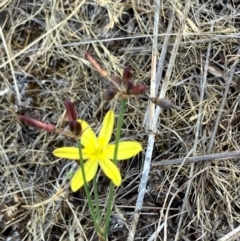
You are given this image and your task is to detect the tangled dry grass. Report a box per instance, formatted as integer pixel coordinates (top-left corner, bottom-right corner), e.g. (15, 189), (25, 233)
(1, 0), (240, 240)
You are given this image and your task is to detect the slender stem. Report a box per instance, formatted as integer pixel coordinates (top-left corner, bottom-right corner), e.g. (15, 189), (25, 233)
(77, 140), (100, 233)
(93, 176), (101, 222)
(104, 182), (114, 238)
(104, 100), (127, 238)
(113, 100), (127, 165)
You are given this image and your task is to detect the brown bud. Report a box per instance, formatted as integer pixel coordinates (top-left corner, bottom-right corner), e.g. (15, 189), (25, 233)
(85, 52), (108, 77)
(128, 84), (146, 95)
(122, 66), (131, 83)
(64, 99), (77, 121)
(18, 115), (56, 132)
(69, 120), (82, 136)
(103, 89), (117, 101)
(150, 97), (173, 109)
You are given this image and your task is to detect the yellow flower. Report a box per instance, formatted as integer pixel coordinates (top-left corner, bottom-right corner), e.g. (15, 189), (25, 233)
(53, 110), (142, 192)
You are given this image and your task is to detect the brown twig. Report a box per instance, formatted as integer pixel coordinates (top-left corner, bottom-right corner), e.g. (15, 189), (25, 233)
(152, 150), (240, 166)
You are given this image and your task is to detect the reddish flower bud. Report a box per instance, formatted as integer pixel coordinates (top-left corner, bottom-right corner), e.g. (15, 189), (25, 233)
(64, 99), (77, 121)
(103, 89), (117, 101)
(125, 81), (134, 93)
(129, 84), (146, 95)
(122, 66), (131, 83)
(150, 97), (173, 109)
(69, 120), (82, 136)
(18, 115), (56, 132)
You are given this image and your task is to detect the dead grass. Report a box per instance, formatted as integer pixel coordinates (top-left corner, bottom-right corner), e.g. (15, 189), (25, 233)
(1, 0), (240, 240)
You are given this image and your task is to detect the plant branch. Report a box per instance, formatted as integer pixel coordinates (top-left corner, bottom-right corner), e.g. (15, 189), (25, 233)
(152, 150), (240, 166)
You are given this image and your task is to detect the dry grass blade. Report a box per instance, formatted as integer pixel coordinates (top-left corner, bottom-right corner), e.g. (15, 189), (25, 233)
(218, 225), (240, 241)
(0, 27), (21, 105)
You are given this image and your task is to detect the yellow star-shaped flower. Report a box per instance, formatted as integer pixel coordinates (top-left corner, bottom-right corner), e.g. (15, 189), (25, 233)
(53, 110), (142, 192)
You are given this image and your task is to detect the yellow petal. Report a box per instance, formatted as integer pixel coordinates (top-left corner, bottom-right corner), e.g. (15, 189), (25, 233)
(98, 110), (114, 148)
(99, 158), (121, 186)
(104, 144), (115, 157)
(53, 147), (88, 160)
(106, 142), (142, 160)
(71, 159), (98, 192)
(78, 119), (97, 148)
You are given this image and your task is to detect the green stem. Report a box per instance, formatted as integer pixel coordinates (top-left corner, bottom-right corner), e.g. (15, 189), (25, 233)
(104, 100), (127, 238)
(77, 140), (100, 233)
(104, 182), (114, 238)
(113, 100), (127, 165)
(93, 176), (101, 222)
